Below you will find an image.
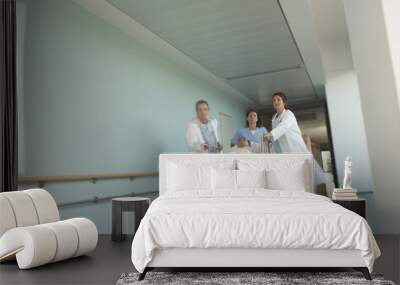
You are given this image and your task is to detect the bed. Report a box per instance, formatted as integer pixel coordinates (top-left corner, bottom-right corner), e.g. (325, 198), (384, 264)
(131, 154), (380, 280)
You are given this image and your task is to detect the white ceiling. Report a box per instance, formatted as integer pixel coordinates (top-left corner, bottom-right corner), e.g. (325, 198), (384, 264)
(229, 66), (315, 105)
(310, 0), (354, 73)
(108, 0), (320, 107)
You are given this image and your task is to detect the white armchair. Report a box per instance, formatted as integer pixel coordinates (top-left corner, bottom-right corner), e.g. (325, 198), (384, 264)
(0, 189), (98, 269)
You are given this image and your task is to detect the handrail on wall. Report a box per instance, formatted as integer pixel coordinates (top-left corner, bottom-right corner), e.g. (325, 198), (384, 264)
(18, 171), (159, 187)
(58, 191), (159, 207)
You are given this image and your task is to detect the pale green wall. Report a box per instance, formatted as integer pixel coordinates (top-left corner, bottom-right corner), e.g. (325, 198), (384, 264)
(17, 0), (250, 233)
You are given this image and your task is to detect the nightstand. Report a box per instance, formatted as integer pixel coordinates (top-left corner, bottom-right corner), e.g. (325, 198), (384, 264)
(111, 197), (150, 242)
(332, 198), (366, 218)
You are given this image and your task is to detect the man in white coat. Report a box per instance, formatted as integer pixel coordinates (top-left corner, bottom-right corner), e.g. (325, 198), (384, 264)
(186, 100), (223, 153)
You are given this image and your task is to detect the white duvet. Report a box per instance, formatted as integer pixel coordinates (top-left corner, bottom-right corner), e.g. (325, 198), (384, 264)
(131, 190), (380, 273)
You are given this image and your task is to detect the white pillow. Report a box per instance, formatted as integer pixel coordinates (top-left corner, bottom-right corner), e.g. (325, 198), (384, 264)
(212, 169), (237, 190)
(236, 169), (267, 189)
(267, 163), (307, 191)
(167, 163), (212, 191)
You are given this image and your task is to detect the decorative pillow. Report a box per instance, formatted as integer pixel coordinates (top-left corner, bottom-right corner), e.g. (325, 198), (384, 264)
(212, 169), (237, 190)
(237, 158), (310, 192)
(167, 162), (212, 191)
(236, 169), (267, 189)
(266, 162), (307, 191)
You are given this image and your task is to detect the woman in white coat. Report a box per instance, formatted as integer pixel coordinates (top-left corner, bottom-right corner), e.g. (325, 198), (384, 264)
(265, 92), (325, 186)
(265, 92), (308, 153)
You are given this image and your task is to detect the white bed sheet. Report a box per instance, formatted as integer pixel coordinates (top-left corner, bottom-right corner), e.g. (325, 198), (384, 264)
(131, 190), (380, 273)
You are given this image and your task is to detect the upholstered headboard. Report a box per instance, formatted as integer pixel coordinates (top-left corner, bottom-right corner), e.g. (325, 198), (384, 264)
(159, 153), (315, 195)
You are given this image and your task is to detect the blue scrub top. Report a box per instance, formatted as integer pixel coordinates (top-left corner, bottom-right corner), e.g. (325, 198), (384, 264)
(230, 127), (268, 146)
(199, 120), (219, 153)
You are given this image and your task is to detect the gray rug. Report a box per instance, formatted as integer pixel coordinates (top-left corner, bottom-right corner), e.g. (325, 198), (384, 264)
(116, 271), (396, 285)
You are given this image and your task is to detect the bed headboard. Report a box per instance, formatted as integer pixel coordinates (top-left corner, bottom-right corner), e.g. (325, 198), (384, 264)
(159, 153), (315, 195)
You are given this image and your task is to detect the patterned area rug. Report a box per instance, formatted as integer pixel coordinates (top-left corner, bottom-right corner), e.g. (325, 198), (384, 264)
(116, 271), (396, 285)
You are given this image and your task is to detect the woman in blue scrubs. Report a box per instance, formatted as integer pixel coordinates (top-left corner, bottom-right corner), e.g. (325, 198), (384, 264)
(231, 110), (268, 151)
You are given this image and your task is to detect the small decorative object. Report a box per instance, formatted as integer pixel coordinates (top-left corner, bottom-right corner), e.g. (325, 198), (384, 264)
(343, 156), (352, 189)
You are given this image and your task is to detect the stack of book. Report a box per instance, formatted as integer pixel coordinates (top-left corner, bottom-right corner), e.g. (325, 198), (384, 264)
(332, 188), (358, 200)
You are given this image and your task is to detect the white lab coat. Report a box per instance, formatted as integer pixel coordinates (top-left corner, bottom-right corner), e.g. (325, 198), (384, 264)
(186, 117), (220, 153)
(270, 109), (309, 153)
(271, 109), (326, 186)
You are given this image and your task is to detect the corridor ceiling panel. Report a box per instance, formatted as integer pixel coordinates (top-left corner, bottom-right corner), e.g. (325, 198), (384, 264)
(108, 0), (318, 106)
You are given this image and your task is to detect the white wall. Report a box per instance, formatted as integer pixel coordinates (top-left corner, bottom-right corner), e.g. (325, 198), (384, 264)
(325, 71), (373, 191)
(325, 71), (377, 227)
(343, 0), (400, 234)
(381, 0), (400, 108)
